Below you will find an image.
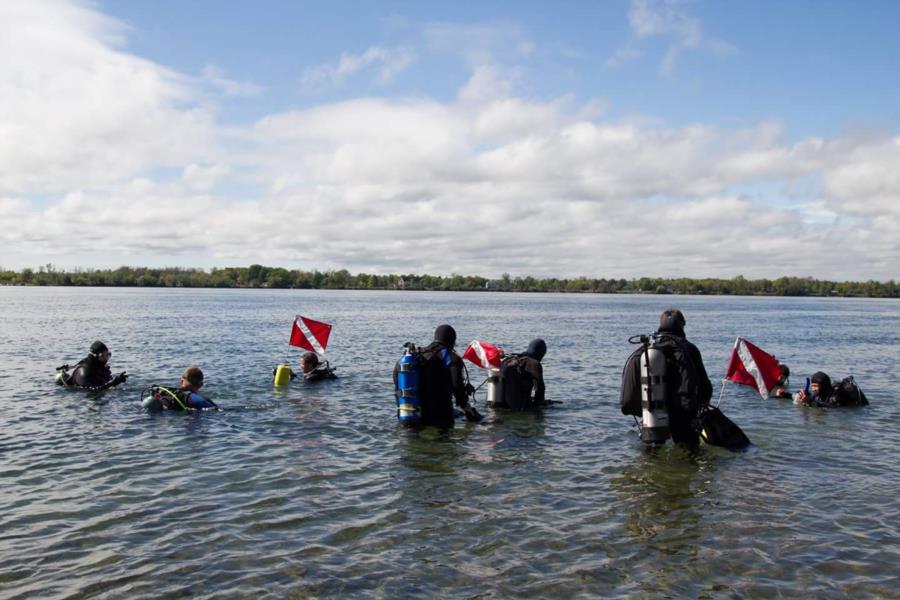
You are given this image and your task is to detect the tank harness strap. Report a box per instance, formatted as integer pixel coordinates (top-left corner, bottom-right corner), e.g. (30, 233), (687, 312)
(157, 386), (189, 411)
(399, 361), (416, 372)
(439, 348), (452, 367)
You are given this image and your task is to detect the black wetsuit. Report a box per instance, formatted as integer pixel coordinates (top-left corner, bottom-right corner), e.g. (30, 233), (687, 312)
(416, 341), (470, 429)
(620, 327), (712, 444)
(71, 355), (113, 389)
(272, 365), (336, 382)
(499, 354), (546, 409)
(304, 366), (337, 382)
(520, 355), (545, 406)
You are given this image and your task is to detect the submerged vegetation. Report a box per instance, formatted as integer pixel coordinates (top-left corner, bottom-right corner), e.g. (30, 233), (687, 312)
(0, 264), (896, 297)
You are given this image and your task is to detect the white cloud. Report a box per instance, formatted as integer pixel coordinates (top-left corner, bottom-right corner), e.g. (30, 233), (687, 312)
(302, 46), (415, 89)
(0, 0), (215, 195)
(201, 65), (263, 97)
(458, 65), (514, 104)
(0, 0), (897, 281)
(182, 163), (230, 191)
(824, 137), (900, 216)
(615, 0), (736, 75)
(605, 44), (642, 68)
(425, 22), (533, 67)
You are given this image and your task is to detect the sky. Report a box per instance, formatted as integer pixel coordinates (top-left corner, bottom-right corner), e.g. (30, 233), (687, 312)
(2, 0), (899, 281)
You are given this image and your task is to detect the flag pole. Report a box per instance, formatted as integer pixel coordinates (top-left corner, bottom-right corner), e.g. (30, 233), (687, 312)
(715, 379), (727, 408)
(716, 337), (740, 409)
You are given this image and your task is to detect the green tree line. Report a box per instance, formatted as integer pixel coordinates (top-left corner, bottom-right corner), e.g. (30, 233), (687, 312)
(0, 264), (896, 297)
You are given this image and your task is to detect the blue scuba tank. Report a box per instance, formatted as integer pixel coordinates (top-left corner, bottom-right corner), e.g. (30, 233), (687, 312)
(396, 346), (421, 424)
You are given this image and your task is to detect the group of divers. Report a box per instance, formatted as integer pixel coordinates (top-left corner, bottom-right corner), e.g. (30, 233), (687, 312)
(55, 308), (868, 449)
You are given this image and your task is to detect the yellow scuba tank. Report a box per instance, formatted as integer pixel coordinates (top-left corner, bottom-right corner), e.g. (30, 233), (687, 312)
(273, 364), (293, 386)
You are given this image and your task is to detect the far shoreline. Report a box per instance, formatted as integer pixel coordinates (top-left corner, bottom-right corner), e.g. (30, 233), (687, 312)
(1, 265), (897, 299)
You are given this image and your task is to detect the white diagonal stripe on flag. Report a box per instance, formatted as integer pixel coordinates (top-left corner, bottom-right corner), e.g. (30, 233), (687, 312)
(736, 338), (767, 399)
(296, 316), (325, 354)
(472, 341), (489, 368)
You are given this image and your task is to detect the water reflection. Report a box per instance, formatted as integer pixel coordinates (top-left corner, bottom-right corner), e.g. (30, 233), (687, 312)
(611, 445), (715, 571)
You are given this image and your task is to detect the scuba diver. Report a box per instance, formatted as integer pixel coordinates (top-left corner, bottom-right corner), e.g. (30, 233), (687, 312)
(795, 371), (868, 407)
(494, 338), (548, 410)
(771, 364), (792, 399)
(394, 324), (483, 428)
(141, 366), (217, 411)
(299, 352), (337, 382)
(273, 352), (337, 385)
(620, 308), (713, 445)
(56, 340), (127, 391)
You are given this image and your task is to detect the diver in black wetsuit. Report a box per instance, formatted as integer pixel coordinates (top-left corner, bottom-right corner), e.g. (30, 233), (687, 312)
(771, 364), (792, 399)
(620, 309), (712, 445)
(272, 352), (337, 383)
(58, 341), (127, 391)
(299, 352), (337, 382)
(794, 371), (868, 407)
(394, 324), (482, 428)
(497, 338), (548, 410)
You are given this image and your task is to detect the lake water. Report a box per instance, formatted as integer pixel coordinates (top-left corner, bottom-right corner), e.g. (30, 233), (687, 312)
(1, 288), (898, 598)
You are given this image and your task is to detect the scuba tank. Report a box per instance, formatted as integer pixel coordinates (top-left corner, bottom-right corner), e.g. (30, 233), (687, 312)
(273, 363), (293, 386)
(396, 344), (421, 424)
(55, 362), (78, 386)
(485, 367), (503, 406)
(639, 335), (670, 444)
(140, 385), (167, 411)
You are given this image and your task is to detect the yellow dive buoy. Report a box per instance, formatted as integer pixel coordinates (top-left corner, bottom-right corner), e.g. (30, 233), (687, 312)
(273, 364), (293, 386)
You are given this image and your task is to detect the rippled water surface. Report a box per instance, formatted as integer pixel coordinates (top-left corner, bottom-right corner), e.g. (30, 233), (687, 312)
(1, 288), (899, 598)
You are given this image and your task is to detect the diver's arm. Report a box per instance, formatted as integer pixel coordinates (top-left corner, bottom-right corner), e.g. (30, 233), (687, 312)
(448, 355), (470, 408)
(528, 360), (545, 404)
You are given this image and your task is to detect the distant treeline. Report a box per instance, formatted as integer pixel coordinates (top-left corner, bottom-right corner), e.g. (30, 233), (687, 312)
(0, 264), (897, 297)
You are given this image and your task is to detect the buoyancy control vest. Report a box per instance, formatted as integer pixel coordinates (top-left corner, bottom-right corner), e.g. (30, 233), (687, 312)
(140, 385), (216, 411)
(830, 376), (869, 407)
(56, 356), (112, 389)
(304, 363), (337, 382)
(499, 354), (536, 410)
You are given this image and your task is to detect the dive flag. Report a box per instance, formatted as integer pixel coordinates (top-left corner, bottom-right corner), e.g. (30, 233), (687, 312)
(724, 337), (782, 399)
(462, 340), (503, 369)
(289, 315), (332, 354)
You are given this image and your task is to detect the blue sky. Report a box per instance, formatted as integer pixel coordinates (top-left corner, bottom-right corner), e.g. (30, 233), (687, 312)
(101, 0), (900, 137)
(2, 0), (899, 279)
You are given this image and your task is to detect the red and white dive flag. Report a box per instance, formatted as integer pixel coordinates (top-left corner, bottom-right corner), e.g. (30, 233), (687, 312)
(462, 340), (503, 369)
(724, 337), (782, 399)
(289, 315), (332, 354)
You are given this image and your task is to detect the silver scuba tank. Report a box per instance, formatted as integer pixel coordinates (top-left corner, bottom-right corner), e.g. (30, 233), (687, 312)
(486, 367), (503, 406)
(640, 340), (670, 444)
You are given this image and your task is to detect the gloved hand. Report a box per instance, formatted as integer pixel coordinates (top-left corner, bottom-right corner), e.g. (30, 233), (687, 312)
(112, 371), (128, 386)
(465, 383), (476, 396)
(464, 405), (483, 422)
